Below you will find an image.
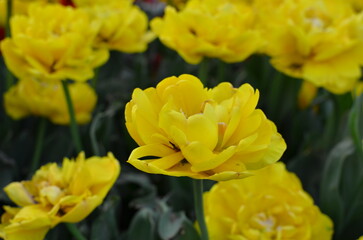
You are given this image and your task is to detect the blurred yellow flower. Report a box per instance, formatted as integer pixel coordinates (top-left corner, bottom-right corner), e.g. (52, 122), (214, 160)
(203, 162), (334, 240)
(0, 3), (108, 83)
(298, 81), (318, 109)
(151, 0), (261, 64)
(345, 0), (363, 12)
(4, 79), (97, 125)
(0, 0), (48, 26)
(3, 152), (120, 227)
(84, 1), (155, 53)
(126, 74), (286, 181)
(259, 0), (363, 94)
(0, 206), (51, 240)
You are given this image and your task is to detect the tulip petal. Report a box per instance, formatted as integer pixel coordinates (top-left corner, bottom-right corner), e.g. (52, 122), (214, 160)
(157, 74), (207, 116)
(4, 182), (35, 207)
(150, 151), (184, 170)
(1, 205), (51, 240)
(128, 143), (177, 161)
(186, 114), (218, 150)
(125, 101), (145, 146)
(182, 142), (236, 172)
(55, 196), (102, 225)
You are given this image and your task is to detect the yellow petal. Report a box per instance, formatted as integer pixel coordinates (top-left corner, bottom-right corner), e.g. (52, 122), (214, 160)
(4, 182), (35, 207)
(83, 152), (121, 198)
(182, 142), (236, 172)
(156, 74), (207, 116)
(208, 171), (252, 181)
(1, 205), (51, 240)
(186, 114), (218, 150)
(128, 143), (177, 161)
(150, 151), (184, 170)
(54, 195), (102, 225)
(125, 101), (145, 146)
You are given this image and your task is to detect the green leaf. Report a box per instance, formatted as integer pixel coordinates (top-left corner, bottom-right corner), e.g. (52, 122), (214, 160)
(0, 151), (15, 193)
(158, 211), (184, 240)
(320, 138), (355, 232)
(91, 197), (120, 240)
(176, 217), (201, 240)
(127, 208), (156, 240)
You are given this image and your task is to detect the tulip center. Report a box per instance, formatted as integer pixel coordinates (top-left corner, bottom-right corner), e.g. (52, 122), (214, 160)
(304, 8), (330, 31)
(252, 212), (276, 232)
(39, 185), (64, 206)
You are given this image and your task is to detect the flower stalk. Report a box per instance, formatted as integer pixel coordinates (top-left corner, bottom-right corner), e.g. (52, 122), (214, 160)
(5, 0), (14, 90)
(348, 94), (363, 160)
(30, 118), (47, 175)
(65, 223), (87, 240)
(90, 113), (102, 156)
(91, 67), (100, 89)
(198, 59), (209, 86)
(62, 80), (83, 152)
(193, 179), (209, 240)
(5, 0), (12, 38)
(267, 71), (284, 120)
(217, 60), (226, 84)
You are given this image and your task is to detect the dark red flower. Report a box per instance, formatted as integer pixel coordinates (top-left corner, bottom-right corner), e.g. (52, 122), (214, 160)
(0, 27), (5, 41)
(59, 0), (75, 7)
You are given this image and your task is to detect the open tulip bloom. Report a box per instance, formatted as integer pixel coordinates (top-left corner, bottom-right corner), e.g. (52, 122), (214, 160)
(125, 74), (286, 181)
(0, 152), (120, 240)
(203, 162), (333, 240)
(125, 74), (286, 240)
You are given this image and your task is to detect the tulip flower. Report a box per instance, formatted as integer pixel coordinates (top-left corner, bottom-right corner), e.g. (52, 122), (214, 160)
(203, 162), (334, 239)
(126, 74), (286, 180)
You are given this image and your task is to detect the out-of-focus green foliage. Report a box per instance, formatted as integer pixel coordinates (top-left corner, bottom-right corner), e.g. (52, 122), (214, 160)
(1, 1), (363, 239)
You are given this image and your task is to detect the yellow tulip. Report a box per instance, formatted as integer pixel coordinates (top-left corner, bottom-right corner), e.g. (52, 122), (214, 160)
(3, 152), (120, 226)
(151, 0), (262, 64)
(83, 1), (155, 53)
(0, 3), (109, 83)
(0, 205), (51, 240)
(0, 0), (48, 26)
(258, 0), (363, 94)
(4, 78), (97, 125)
(344, 0), (363, 12)
(126, 74), (286, 181)
(203, 162), (334, 240)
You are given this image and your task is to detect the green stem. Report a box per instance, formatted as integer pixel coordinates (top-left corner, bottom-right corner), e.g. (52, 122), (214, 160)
(61, 80), (83, 153)
(217, 60), (226, 84)
(5, 0), (12, 38)
(193, 180), (209, 240)
(91, 67), (99, 89)
(65, 223), (87, 240)
(90, 113), (102, 156)
(5, 69), (14, 90)
(30, 118), (47, 174)
(267, 71), (284, 121)
(5, 0), (14, 90)
(348, 95), (363, 161)
(198, 59), (209, 86)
